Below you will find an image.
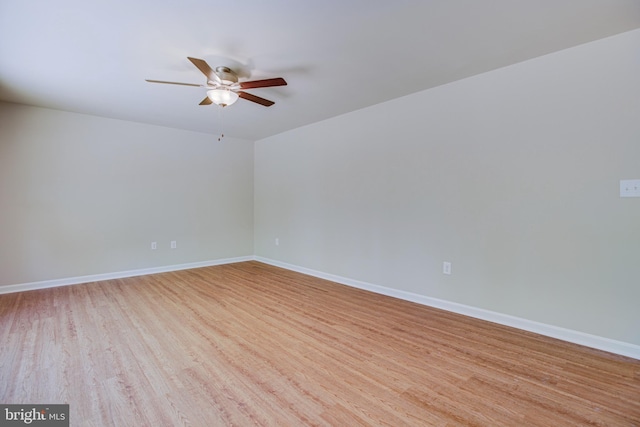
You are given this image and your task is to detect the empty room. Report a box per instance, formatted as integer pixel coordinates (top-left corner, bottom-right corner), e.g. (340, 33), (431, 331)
(1, 1), (639, 425)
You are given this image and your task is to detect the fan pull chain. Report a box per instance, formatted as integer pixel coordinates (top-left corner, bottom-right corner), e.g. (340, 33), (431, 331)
(217, 105), (225, 141)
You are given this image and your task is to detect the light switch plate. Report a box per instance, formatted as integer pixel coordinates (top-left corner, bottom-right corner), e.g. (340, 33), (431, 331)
(620, 179), (640, 198)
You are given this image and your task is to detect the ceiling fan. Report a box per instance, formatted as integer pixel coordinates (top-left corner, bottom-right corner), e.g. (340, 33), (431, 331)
(146, 57), (287, 107)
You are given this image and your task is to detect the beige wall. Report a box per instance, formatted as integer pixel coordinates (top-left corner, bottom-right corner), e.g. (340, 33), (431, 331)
(0, 103), (254, 286)
(254, 30), (640, 345)
(1, 30), (638, 348)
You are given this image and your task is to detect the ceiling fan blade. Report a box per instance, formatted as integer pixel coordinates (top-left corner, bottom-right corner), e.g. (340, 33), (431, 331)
(146, 79), (203, 87)
(187, 57), (219, 83)
(239, 77), (287, 89)
(199, 97), (213, 106)
(238, 91), (275, 107)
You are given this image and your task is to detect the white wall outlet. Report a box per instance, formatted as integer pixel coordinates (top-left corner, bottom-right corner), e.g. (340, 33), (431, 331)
(170, 240), (177, 249)
(151, 242), (157, 250)
(275, 237), (279, 246)
(620, 179), (640, 197)
(443, 261), (452, 275)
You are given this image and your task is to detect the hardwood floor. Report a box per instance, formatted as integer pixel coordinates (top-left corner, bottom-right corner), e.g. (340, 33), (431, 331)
(1, 261), (638, 426)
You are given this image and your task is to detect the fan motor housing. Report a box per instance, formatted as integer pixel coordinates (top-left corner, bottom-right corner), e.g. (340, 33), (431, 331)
(215, 66), (238, 85)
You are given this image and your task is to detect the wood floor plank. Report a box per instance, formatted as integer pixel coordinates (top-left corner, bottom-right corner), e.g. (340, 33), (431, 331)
(1, 261), (639, 426)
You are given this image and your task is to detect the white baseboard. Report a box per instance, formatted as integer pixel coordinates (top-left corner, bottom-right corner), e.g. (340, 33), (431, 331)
(254, 256), (640, 360)
(0, 256), (254, 295)
(3, 255), (638, 360)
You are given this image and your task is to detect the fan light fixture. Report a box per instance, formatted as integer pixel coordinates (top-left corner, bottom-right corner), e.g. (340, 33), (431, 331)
(207, 89), (239, 107)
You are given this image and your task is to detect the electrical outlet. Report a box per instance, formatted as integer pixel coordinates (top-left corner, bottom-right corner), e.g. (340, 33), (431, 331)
(171, 241), (177, 249)
(443, 262), (452, 275)
(275, 238), (279, 246)
(151, 242), (157, 250)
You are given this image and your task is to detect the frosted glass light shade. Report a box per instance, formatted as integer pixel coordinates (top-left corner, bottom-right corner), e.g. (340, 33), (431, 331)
(207, 89), (239, 106)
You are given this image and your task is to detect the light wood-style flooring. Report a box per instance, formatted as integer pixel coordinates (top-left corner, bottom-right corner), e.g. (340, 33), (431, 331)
(1, 261), (639, 426)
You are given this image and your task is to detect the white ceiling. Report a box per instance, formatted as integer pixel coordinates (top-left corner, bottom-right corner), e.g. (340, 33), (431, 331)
(1, 1), (639, 141)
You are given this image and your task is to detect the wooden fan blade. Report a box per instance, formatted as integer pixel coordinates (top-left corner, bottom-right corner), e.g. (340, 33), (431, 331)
(238, 91), (275, 107)
(146, 79), (202, 87)
(187, 57), (219, 83)
(239, 77), (287, 89)
(199, 97), (213, 106)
